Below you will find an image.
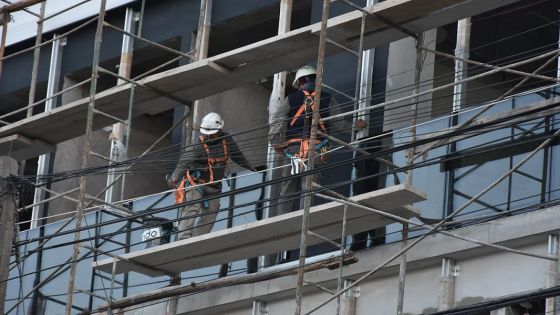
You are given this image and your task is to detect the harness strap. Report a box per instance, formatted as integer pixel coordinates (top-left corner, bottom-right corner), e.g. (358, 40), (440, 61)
(174, 172), (209, 208)
(283, 137), (330, 160)
(198, 135), (228, 183)
(289, 90), (328, 134)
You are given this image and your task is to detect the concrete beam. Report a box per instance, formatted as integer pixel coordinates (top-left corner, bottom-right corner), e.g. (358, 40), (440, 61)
(0, 134), (54, 160)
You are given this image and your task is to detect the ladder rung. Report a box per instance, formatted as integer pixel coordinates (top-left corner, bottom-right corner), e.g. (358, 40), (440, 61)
(89, 151), (115, 162)
(323, 36), (359, 57)
(322, 83), (356, 101)
(75, 289), (111, 301)
(304, 280), (335, 295)
(307, 230), (342, 249)
(93, 109), (128, 125)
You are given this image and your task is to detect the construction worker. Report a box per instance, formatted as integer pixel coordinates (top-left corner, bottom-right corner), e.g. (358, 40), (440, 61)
(268, 65), (367, 217)
(168, 112), (256, 240)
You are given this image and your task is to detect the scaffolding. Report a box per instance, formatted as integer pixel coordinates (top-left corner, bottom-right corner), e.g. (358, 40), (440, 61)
(0, 0), (560, 314)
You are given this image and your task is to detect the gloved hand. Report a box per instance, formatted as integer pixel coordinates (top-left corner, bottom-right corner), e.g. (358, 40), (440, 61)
(273, 143), (289, 154)
(166, 175), (178, 188)
(355, 119), (368, 130)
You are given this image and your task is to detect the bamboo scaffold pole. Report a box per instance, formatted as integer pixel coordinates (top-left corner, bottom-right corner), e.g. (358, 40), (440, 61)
(420, 46), (560, 84)
(0, 0), (40, 17)
(305, 127), (560, 314)
(0, 11), (9, 79)
(397, 33), (423, 315)
(0, 0), (43, 14)
(90, 254), (358, 314)
(294, 0), (330, 313)
(65, 0), (107, 313)
(26, 1), (45, 118)
(335, 10), (367, 315)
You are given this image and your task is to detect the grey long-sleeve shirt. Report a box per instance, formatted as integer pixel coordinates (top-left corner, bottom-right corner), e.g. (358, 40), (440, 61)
(171, 131), (252, 184)
(268, 94), (351, 146)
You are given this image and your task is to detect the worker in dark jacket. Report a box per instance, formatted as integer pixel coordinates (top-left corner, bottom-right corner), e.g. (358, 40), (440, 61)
(169, 112), (256, 240)
(268, 65), (367, 217)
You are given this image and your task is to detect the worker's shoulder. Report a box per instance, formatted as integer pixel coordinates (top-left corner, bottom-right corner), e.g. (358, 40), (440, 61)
(220, 131), (235, 141)
(286, 89), (333, 101)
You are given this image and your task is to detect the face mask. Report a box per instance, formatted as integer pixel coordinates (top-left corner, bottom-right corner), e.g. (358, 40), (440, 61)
(301, 81), (315, 91)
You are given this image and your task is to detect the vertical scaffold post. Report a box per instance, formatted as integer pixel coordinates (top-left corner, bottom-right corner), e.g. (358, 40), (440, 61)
(120, 0), (146, 200)
(397, 32), (424, 315)
(337, 10), (367, 315)
(186, 0), (211, 147)
(0, 12), (8, 79)
(26, 1), (46, 118)
(294, 0), (330, 314)
(106, 6), (137, 206)
(65, 1), (107, 314)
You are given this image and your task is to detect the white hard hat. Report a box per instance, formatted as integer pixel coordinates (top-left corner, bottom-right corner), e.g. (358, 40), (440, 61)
(292, 65), (317, 88)
(200, 112), (224, 135)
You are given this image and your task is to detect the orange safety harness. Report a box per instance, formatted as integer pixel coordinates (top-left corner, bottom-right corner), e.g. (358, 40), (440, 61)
(186, 135), (228, 185)
(286, 90), (329, 161)
(175, 135), (229, 204)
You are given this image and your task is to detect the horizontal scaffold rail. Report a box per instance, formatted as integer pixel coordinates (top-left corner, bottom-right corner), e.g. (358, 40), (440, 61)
(93, 184), (426, 277)
(0, 0), (518, 160)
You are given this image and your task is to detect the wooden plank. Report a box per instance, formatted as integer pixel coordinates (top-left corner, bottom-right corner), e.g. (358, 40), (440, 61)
(93, 184), (426, 277)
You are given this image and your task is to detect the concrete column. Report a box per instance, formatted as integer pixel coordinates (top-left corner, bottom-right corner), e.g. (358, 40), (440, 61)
(452, 18), (471, 112)
(546, 234), (559, 314)
(105, 7), (137, 205)
(340, 280), (359, 315)
(190, 0), (213, 142)
(355, 0), (377, 141)
(490, 307), (521, 315)
(252, 300), (269, 315)
(261, 0), (293, 270)
(31, 35), (65, 228)
(439, 257), (456, 311)
(0, 156), (18, 315)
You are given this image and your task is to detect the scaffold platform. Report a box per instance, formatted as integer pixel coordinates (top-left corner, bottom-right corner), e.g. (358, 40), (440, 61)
(0, 0), (517, 160)
(93, 184), (426, 277)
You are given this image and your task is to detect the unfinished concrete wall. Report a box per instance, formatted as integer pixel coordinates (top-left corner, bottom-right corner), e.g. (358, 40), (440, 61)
(384, 29), (437, 132)
(112, 207), (558, 315)
(48, 77), (171, 221)
(119, 239), (549, 315)
(195, 84), (271, 171)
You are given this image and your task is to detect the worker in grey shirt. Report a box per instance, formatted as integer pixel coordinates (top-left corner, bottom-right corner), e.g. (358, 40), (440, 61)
(169, 112), (256, 240)
(268, 65), (367, 217)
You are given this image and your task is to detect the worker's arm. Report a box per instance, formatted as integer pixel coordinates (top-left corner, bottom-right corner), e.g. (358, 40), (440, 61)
(170, 145), (199, 183)
(268, 96), (290, 147)
(227, 134), (256, 171)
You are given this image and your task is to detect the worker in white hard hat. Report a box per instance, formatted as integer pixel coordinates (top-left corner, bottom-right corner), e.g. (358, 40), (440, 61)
(168, 112), (257, 240)
(269, 65), (367, 216)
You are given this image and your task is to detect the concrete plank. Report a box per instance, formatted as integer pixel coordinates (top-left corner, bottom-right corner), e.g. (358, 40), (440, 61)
(93, 184), (426, 276)
(0, 134), (54, 160)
